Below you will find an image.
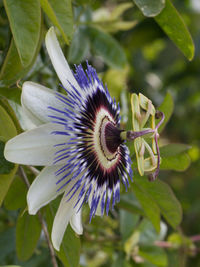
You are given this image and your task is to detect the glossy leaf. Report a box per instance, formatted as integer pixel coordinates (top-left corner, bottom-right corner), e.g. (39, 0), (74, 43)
(0, 24), (43, 86)
(157, 92), (174, 133)
(0, 141), (14, 174)
(88, 26), (127, 68)
(160, 143), (191, 157)
(120, 210), (140, 241)
(0, 228), (16, 262)
(4, 176), (27, 210)
(133, 180), (161, 232)
(68, 28), (90, 63)
(133, 176), (182, 229)
(139, 246), (168, 266)
(0, 96), (22, 134)
(155, 0), (194, 60)
(161, 153), (191, 171)
(0, 104), (18, 207)
(40, 0), (73, 44)
(16, 212), (41, 261)
(138, 219), (167, 244)
(0, 104), (17, 140)
(0, 87), (21, 104)
(133, 0), (165, 17)
(117, 198), (145, 217)
(3, 0), (41, 66)
(0, 164), (18, 207)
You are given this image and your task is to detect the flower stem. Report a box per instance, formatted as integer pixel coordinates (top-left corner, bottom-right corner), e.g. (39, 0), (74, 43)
(19, 166), (58, 267)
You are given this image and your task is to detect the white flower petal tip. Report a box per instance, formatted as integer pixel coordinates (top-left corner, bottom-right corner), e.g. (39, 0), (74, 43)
(70, 211), (83, 235)
(51, 189), (83, 251)
(45, 27), (81, 91)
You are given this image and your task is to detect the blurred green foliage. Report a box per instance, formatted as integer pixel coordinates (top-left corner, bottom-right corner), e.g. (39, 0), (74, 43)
(0, 0), (199, 266)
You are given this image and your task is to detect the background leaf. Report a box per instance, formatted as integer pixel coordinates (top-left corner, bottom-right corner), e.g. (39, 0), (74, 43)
(133, 0), (165, 17)
(3, 0), (41, 66)
(154, 0), (194, 60)
(0, 24), (43, 87)
(160, 143), (191, 157)
(88, 26), (127, 68)
(68, 28), (90, 63)
(133, 176), (182, 229)
(157, 92), (174, 133)
(16, 212), (42, 261)
(133, 180), (161, 232)
(0, 141), (14, 174)
(4, 176), (27, 210)
(40, 0), (73, 44)
(161, 153), (191, 171)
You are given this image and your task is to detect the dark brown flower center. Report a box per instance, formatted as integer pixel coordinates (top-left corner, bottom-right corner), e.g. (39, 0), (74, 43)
(104, 122), (123, 154)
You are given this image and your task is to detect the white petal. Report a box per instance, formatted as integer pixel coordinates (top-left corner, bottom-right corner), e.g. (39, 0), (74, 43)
(45, 27), (81, 91)
(51, 176), (84, 251)
(27, 165), (65, 215)
(4, 123), (69, 166)
(22, 81), (67, 126)
(70, 209), (83, 235)
(51, 190), (83, 251)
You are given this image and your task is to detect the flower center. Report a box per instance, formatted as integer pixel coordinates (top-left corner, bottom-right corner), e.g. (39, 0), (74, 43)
(93, 108), (122, 169)
(99, 116), (122, 161)
(104, 121), (122, 154)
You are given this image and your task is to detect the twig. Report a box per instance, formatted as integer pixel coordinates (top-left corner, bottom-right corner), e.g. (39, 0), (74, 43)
(38, 211), (58, 267)
(190, 235), (200, 242)
(19, 166), (58, 267)
(26, 165), (40, 175)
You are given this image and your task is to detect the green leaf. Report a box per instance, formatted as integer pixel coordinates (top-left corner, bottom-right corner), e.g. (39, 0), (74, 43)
(133, 176), (182, 229)
(139, 246), (168, 266)
(45, 199), (81, 267)
(118, 194), (145, 217)
(133, 0), (165, 17)
(120, 209), (140, 241)
(3, 0), (41, 66)
(160, 153), (191, 171)
(0, 228), (16, 262)
(0, 104), (17, 140)
(157, 92), (174, 133)
(0, 104), (18, 207)
(133, 179), (161, 232)
(0, 87), (21, 104)
(137, 219), (167, 244)
(0, 141), (14, 174)
(154, 0), (194, 60)
(40, 0), (73, 44)
(68, 28), (90, 64)
(4, 176), (27, 210)
(16, 212), (42, 261)
(0, 24), (43, 86)
(160, 143), (191, 157)
(0, 96), (22, 134)
(0, 164), (18, 207)
(88, 26), (127, 69)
